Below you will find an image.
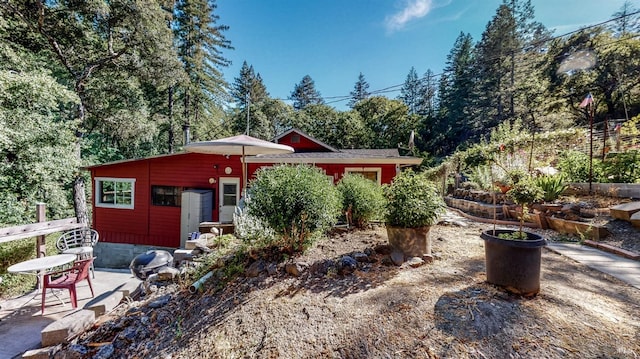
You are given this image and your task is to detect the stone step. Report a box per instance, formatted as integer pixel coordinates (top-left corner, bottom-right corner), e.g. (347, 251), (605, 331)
(86, 290), (123, 317)
(21, 346), (54, 359)
(630, 211), (640, 229)
(610, 201), (640, 221)
(41, 309), (95, 346)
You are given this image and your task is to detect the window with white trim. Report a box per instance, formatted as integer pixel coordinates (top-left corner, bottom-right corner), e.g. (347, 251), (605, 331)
(95, 177), (135, 209)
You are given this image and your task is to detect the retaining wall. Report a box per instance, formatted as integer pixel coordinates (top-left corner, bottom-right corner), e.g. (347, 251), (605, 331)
(567, 183), (640, 199)
(94, 242), (175, 269)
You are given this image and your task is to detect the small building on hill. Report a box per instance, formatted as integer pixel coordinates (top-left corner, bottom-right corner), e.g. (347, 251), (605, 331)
(87, 129), (421, 267)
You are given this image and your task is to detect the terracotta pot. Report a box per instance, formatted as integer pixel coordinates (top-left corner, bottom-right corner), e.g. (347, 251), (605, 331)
(493, 182), (512, 194)
(481, 229), (546, 296)
(386, 225), (431, 257)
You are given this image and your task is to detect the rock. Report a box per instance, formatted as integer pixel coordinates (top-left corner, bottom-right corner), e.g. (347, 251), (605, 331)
(374, 244), (393, 255)
(337, 256), (357, 275)
(363, 247), (375, 256)
(285, 262), (308, 277)
(53, 345), (84, 359)
(120, 326), (138, 341)
(157, 267), (180, 281)
(266, 263), (278, 275)
(312, 259), (336, 275)
(93, 344), (115, 359)
(148, 295), (171, 309)
(352, 252), (369, 262)
(405, 257), (425, 268)
(245, 260), (266, 277)
(390, 250), (405, 266)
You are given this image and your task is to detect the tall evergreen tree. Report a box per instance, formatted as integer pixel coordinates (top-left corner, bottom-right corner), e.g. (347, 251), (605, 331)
(611, 1), (640, 36)
(472, 5), (518, 130)
(432, 32), (475, 155)
(398, 67), (421, 115)
(348, 72), (371, 108)
(290, 75), (324, 110)
(472, 0), (550, 133)
(174, 0), (232, 143)
(417, 69), (438, 117)
(231, 61), (269, 108)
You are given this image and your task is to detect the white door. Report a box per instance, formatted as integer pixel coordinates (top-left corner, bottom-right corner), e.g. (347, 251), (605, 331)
(219, 177), (240, 223)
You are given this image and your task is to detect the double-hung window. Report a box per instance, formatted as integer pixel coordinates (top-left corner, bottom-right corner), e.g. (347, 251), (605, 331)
(95, 177), (135, 209)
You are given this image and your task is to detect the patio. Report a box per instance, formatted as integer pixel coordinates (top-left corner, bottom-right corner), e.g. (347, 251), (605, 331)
(0, 268), (140, 359)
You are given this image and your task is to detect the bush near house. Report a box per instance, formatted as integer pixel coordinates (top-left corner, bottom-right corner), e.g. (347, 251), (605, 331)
(337, 173), (386, 228)
(247, 164), (342, 253)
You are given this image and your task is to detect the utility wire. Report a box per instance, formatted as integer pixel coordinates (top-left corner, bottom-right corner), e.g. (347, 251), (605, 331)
(269, 9), (640, 106)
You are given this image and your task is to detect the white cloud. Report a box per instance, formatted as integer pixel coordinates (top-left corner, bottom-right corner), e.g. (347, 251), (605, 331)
(385, 0), (434, 32)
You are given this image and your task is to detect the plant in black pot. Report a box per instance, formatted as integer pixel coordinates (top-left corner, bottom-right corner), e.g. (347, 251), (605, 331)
(384, 170), (445, 259)
(481, 174), (547, 296)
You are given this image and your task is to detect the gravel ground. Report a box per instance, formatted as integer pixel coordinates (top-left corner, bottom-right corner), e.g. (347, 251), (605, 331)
(59, 219), (640, 359)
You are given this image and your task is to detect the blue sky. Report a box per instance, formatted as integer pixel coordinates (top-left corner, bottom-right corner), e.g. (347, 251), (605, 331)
(217, 0), (630, 109)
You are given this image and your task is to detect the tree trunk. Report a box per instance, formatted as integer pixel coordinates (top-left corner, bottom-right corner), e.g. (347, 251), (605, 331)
(73, 96), (89, 225)
(73, 176), (89, 225)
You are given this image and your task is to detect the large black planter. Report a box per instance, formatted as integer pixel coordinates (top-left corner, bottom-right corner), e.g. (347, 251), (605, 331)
(480, 229), (547, 296)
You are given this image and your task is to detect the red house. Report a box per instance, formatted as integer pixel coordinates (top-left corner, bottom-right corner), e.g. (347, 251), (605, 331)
(87, 129), (421, 267)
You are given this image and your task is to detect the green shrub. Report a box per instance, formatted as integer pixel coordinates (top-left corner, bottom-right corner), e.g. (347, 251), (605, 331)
(337, 173), (386, 228)
(535, 174), (568, 202)
(233, 198), (277, 244)
(558, 150), (603, 183)
(384, 170), (445, 228)
(247, 164), (342, 253)
(0, 238), (39, 297)
(466, 166), (492, 191)
(506, 175), (544, 235)
(600, 150), (640, 183)
(507, 176), (544, 206)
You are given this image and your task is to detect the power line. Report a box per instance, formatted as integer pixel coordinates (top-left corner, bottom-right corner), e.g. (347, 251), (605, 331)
(266, 9), (640, 107)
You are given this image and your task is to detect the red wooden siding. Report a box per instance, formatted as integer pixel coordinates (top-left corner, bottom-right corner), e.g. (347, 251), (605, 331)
(92, 153), (244, 247)
(91, 152), (400, 248)
(247, 163), (397, 184)
(276, 132), (329, 152)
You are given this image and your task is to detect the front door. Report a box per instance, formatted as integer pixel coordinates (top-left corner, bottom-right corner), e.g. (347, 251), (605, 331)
(219, 177), (240, 223)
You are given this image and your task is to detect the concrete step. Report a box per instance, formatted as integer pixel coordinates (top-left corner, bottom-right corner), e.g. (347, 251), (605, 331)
(86, 291), (123, 317)
(41, 309), (95, 346)
(610, 201), (640, 221)
(630, 211), (640, 229)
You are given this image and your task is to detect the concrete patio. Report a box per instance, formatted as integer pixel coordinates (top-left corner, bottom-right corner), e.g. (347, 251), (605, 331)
(0, 268), (140, 359)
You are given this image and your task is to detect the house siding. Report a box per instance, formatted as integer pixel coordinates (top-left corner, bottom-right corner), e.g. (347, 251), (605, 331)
(91, 152), (243, 247)
(276, 132), (328, 152)
(89, 131), (411, 249)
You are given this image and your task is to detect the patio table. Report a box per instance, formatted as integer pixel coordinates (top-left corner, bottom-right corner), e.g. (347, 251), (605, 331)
(7, 254), (76, 274)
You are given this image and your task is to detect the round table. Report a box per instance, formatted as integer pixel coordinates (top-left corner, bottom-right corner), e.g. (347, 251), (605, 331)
(7, 254), (77, 274)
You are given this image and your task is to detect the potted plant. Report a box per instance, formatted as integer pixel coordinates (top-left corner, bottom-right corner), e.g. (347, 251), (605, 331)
(384, 170), (445, 258)
(481, 174), (547, 296)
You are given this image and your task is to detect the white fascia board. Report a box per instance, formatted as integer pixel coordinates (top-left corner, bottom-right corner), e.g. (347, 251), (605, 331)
(245, 157), (423, 165)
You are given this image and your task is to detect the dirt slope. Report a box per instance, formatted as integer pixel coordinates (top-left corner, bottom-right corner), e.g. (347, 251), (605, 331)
(70, 222), (640, 359)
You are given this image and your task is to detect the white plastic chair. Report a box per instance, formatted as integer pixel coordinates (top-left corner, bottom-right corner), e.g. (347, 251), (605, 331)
(56, 228), (99, 278)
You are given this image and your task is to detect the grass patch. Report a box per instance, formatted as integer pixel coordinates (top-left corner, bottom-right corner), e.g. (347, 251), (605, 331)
(0, 233), (61, 298)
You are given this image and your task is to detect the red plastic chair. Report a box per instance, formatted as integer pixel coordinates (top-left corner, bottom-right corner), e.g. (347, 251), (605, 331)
(41, 258), (95, 314)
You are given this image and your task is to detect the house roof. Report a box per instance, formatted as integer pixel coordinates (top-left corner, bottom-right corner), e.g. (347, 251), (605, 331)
(274, 128), (339, 152)
(86, 129), (423, 168)
(247, 150), (422, 165)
